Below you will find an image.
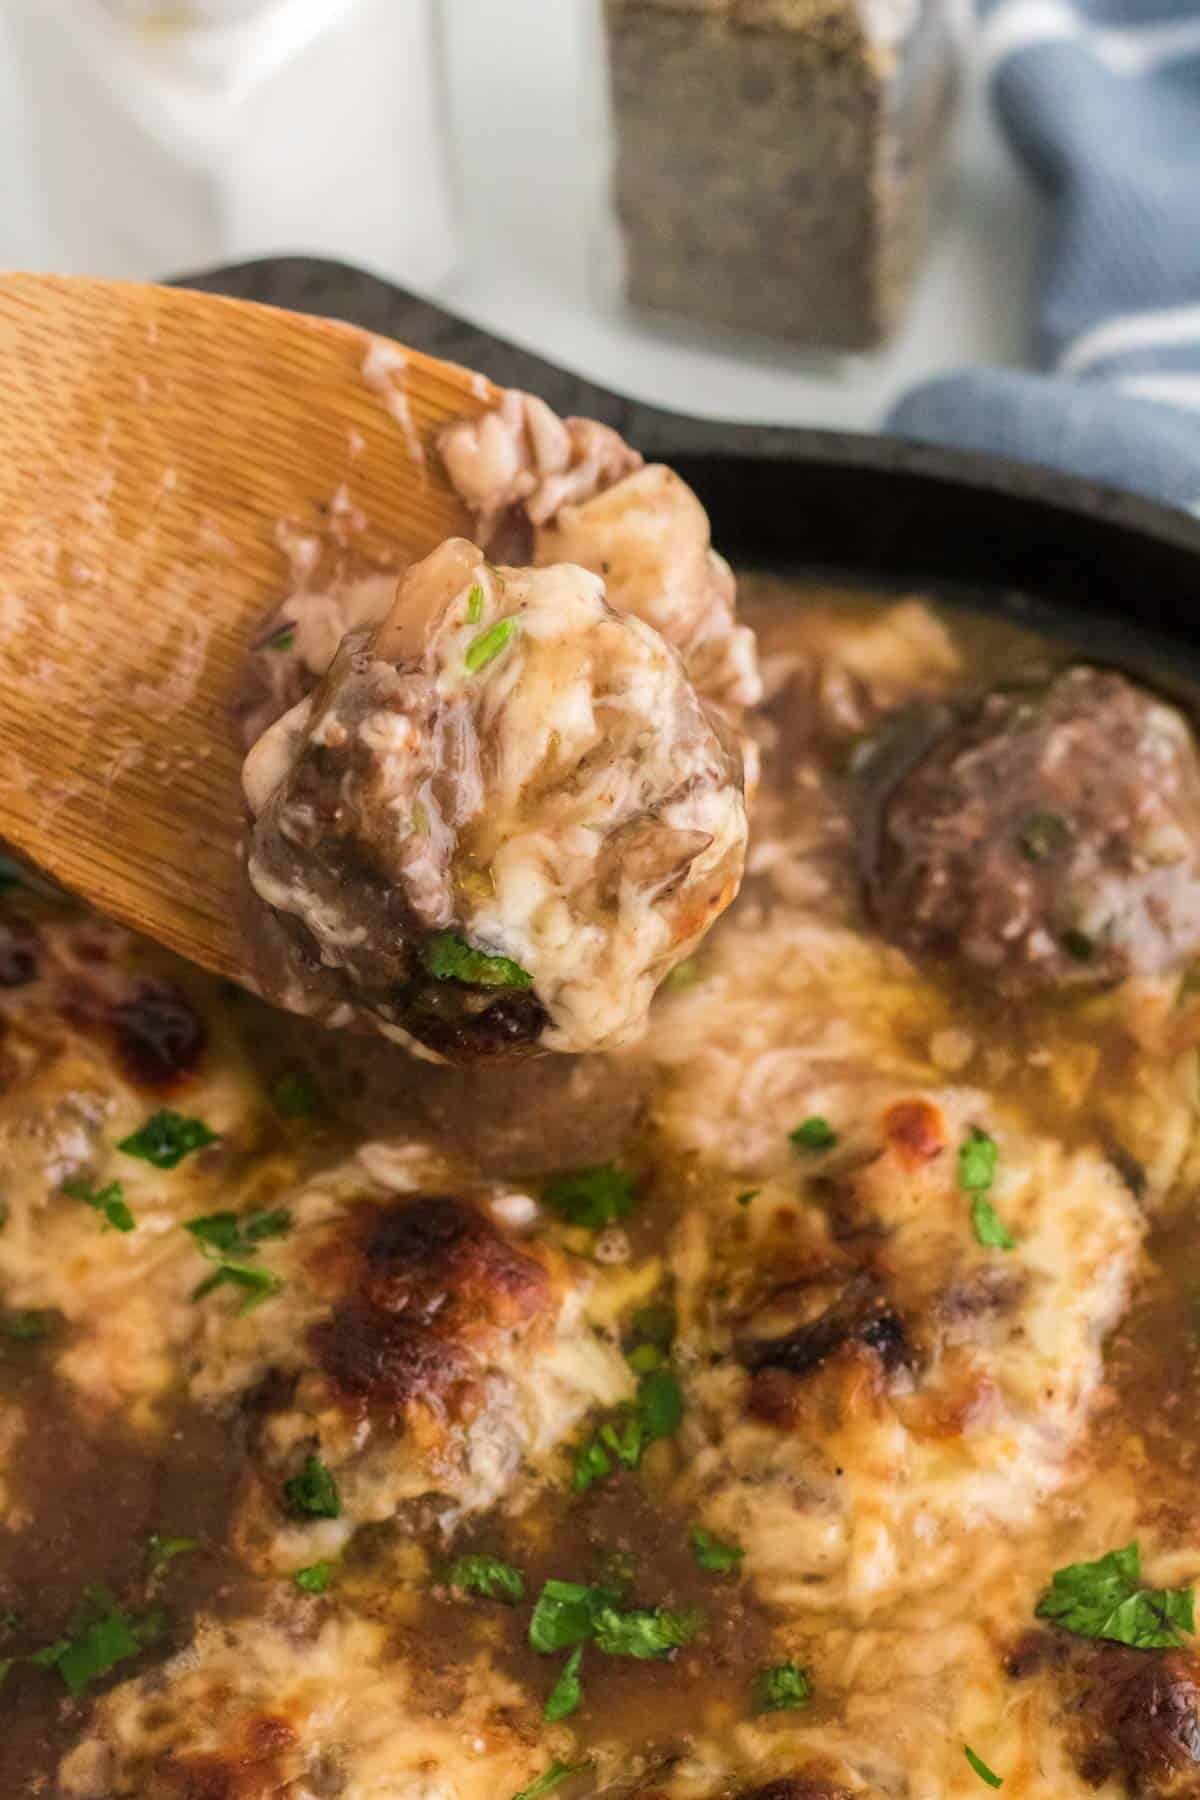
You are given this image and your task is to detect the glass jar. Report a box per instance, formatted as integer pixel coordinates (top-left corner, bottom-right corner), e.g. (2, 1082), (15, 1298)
(2, 0), (458, 289)
(601, 0), (959, 352)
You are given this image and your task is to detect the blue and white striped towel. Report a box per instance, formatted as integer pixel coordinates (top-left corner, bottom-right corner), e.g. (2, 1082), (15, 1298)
(888, 0), (1200, 510)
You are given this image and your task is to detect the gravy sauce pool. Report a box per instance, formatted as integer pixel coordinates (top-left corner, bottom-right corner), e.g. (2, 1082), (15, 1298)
(2, 577), (1200, 1798)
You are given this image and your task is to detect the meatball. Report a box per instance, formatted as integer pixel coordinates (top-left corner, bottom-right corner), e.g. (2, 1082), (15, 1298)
(243, 537), (747, 1062)
(869, 666), (1200, 992)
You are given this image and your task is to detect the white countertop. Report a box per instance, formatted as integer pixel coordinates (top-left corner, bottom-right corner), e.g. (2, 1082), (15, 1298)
(0, 0), (1042, 433)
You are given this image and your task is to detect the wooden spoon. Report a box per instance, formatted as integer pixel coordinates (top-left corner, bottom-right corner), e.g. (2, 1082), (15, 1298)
(0, 273), (499, 983)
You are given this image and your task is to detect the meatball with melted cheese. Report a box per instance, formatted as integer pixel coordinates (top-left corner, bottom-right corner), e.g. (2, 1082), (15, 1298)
(243, 537), (748, 1061)
(870, 666), (1200, 992)
(184, 1153), (630, 1573)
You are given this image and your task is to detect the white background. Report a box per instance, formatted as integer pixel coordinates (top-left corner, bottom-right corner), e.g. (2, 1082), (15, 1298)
(0, 0), (1044, 432)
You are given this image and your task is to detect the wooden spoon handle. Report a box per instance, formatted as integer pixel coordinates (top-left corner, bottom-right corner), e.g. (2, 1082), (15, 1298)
(0, 274), (497, 981)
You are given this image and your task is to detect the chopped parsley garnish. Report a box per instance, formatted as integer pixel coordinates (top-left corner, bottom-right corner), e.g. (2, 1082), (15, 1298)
(571, 1369), (684, 1493)
(294, 1562), (333, 1595)
(572, 1435), (612, 1492)
(1018, 812), (1069, 863)
(0, 1309), (54, 1342)
(790, 1116), (838, 1152)
(186, 1208), (292, 1257)
(543, 1645), (583, 1721)
(421, 931), (533, 990)
(958, 1128), (1015, 1249)
(510, 1761), (591, 1800)
(26, 1585), (162, 1697)
(529, 1580), (620, 1653)
(965, 1746), (1004, 1789)
(145, 1536), (199, 1578)
(691, 1527), (745, 1573)
(626, 1343), (663, 1374)
(543, 1163), (635, 1230)
(529, 1580), (700, 1664)
(465, 616), (518, 674)
(191, 1260), (282, 1312)
(736, 1189), (759, 1207)
(283, 1454), (341, 1521)
(271, 1071), (319, 1118)
(1062, 927), (1094, 963)
(1035, 1542), (1195, 1649)
(637, 1367), (683, 1439)
(752, 1661), (812, 1713)
(663, 958), (699, 989)
(958, 1126), (998, 1193)
(466, 582), (485, 625)
(265, 624), (296, 651)
(971, 1196), (1016, 1251)
(118, 1110), (217, 1169)
(186, 1208), (290, 1312)
(591, 1603), (701, 1659)
(61, 1177), (134, 1234)
(447, 1554), (525, 1605)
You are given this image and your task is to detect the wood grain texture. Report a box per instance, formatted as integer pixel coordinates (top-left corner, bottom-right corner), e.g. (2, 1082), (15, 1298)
(0, 273), (498, 982)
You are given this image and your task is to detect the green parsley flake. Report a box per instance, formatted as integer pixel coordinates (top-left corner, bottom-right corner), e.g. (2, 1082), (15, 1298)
(735, 1190), (759, 1208)
(971, 1195), (1016, 1251)
(1035, 1542), (1196, 1649)
(572, 1436), (612, 1492)
(186, 1209), (292, 1258)
(466, 582), (485, 625)
(187, 1208), (290, 1312)
(958, 1128), (1015, 1248)
(191, 1260), (282, 1313)
(529, 1580), (621, 1654)
(465, 616), (517, 674)
(543, 1163), (635, 1230)
(510, 1761), (591, 1800)
(638, 1367), (683, 1439)
(294, 1562), (333, 1595)
(958, 1126), (998, 1193)
(626, 1343), (663, 1374)
(691, 1527), (745, 1573)
(421, 931), (533, 990)
(267, 625), (296, 651)
(543, 1644), (583, 1721)
(965, 1746), (1004, 1789)
(145, 1536), (199, 1578)
(271, 1071), (319, 1118)
(447, 1554), (525, 1605)
(61, 1178), (134, 1234)
(591, 1603), (701, 1659)
(663, 958), (699, 990)
(283, 1454), (341, 1521)
(118, 1110), (217, 1170)
(752, 1661), (812, 1714)
(34, 1585), (162, 1697)
(571, 1368), (683, 1492)
(790, 1116), (838, 1152)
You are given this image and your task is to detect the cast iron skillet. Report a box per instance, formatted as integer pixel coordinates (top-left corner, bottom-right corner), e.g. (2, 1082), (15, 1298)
(184, 256), (1200, 671)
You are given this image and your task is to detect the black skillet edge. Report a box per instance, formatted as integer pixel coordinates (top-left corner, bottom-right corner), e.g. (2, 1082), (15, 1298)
(178, 256), (1200, 652)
